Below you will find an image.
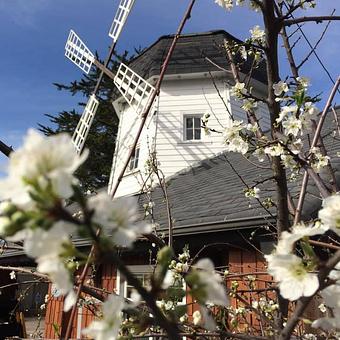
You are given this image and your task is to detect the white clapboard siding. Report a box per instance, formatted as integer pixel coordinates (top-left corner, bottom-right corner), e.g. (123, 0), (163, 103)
(110, 77), (270, 197)
(108, 103), (157, 197)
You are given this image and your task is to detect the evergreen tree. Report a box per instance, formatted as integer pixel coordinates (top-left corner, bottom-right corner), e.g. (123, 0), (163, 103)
(39, 52), (131, 192)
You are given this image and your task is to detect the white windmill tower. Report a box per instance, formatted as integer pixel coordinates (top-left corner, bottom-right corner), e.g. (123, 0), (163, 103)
(64, 0), (199, 198)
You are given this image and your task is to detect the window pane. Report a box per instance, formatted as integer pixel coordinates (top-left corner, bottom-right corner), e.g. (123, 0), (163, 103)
(129, 158), (134, 171)
(186, 117), (193, 128)
(194, 117), (201, 128)
(194, 128), (201, 140)
(186, 129), (193, 140)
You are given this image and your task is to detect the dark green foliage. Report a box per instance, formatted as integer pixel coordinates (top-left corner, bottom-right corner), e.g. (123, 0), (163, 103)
(39, 52), (131, 192)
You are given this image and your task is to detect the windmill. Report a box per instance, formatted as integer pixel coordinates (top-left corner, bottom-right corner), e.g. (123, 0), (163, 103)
(63, 2), (197, 337)
(65, 0), (155, 154)
(64, 0), (197, 198)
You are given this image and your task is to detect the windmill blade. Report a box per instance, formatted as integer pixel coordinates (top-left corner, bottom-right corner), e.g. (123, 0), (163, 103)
(65, 30), (95, 74)
(72, 94), (99, 153)
(109, 0), (135, 42)
(114, 63), (155, 115)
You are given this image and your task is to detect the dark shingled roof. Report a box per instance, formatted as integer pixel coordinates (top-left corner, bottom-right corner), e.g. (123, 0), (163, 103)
(128, 30), (268, 84)
(2, 107), (340, 260)
(138, 107), (340, 235)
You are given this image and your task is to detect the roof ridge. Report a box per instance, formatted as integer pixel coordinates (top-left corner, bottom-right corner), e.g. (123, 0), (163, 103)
(127, 30), (241, 68)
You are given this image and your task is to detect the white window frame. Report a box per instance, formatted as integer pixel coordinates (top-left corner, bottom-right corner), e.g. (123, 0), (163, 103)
(182, 113), (203, 142)
(116, 265), (187, 338)
(128, 145), (140, 172)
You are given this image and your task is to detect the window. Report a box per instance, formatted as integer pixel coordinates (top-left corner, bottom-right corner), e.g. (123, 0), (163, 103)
(184, 115), (202, 141)
(125, 273), (151, 300)
(129, 146), (140, 171)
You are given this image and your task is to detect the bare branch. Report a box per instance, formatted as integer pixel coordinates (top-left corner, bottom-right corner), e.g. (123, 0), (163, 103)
(0, 140), (14, 157)
(284, 16), (340, 27)
(297, 13), (334, 70)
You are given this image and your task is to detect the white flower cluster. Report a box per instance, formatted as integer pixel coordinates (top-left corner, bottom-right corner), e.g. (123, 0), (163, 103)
(230, 82), (247, 99)
(214, 0), (260, 12)
(0, 131), (85, 311)
(190, 258), (229, 330)
(0, 130), (153, 315)
(0, 130), (87, 209)
(266, 195), (340, 317)
(195, 258), (229, 307)
(311, 195), (340, 331)
(83, 295), (125, 340)
(244, 186), (260, 199)
(310, 147), (330, 173)
(89, 192), (152, 247)
(250, 25), (265, 45)
(312, 263), (340, 331)
(266, 222), (328, 301)
(252, 297), (279, 319)
(222, 120), (249, 154)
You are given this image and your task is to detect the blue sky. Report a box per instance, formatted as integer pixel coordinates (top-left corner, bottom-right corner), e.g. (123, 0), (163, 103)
(0, 0), (339, 174)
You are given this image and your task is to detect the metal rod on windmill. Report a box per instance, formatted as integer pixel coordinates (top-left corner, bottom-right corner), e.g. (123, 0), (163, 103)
(64, 0), (136, 154)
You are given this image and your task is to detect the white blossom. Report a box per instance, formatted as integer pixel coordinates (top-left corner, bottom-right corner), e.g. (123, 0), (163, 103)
(289, 138), (303, 155)
(319, 194), (340, 235)
(89, 192), (153, 247)
(310, 148), (330, 173)
(244, 187), (260, 199)
(265, 253), (319, 301)
(242, 99), (257, 112)
(214, 0), (233, 10)
(18, 222), (77, 311)
(304, 102), (319, 117)
(329, 262), (340, 281)
(318, 303), (327, 313)
(275, 222), (328, 255)
(250, 25), (265, 44)
(223, 120), (248, 154)
(282, 115), (302, 137)
(162, 270), (176, 289)
(312, 310), (340, 331)
(83, 295), (124, 340)
(239, 45), (247, 60)
(193, 310), (202, 325)
(253, 148), (266, 162)
(38, 256), (76, 312)
(297, 76), (310, 89)
(246, 122), (259, 133)
(231, 82), (247, 98)
(7, 222), (76, 311)
(264, 144), (284, 157)
(0, 130), (87, 208)
(312, 284), (340, 331)
(195, 258), (228, 306)
(280, 154), (297, 170)
(276, 105), (298, 124)
(273, 81), (289, 96)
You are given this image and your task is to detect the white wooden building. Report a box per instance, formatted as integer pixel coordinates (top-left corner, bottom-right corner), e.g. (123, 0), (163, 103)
(109, 30), (269, 197)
